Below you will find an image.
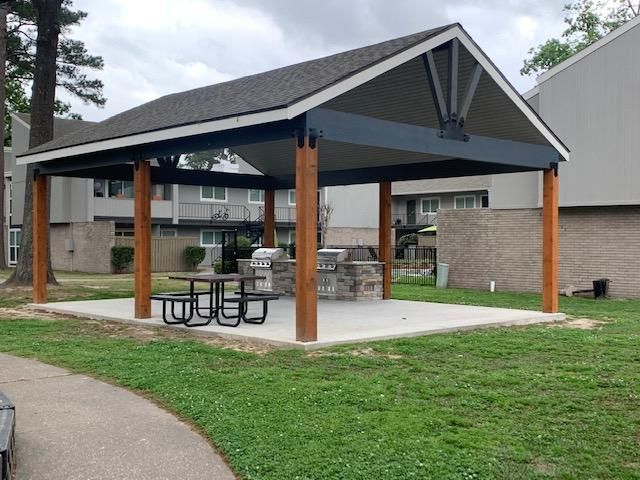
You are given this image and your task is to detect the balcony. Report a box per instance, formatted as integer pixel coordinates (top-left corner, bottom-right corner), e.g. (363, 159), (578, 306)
(94, 197), (173, 219)
(392, 212), (436, 227)
(275, 206), (296, 224)
(179, 203), (251, 222)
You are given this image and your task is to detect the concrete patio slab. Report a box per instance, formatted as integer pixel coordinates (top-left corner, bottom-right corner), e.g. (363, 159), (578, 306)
(31, 297), (565, 350)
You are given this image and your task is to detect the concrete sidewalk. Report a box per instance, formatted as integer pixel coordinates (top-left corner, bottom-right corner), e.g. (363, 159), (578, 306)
(0, 353), (235, 480)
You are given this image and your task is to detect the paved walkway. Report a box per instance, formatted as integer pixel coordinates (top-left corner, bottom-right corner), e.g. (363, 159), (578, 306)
(0, 353), (235, 480)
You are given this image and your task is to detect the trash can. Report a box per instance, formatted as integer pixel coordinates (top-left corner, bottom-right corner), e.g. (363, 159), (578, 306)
(593, 278), (610, 298)
(436, 263), (449, 289)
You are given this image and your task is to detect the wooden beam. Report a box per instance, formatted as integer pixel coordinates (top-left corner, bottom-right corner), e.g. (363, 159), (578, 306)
(134, 160), (152, 318)
(379, 181), (392, 299)
(32, 174), (47, 304)
(264, 189), (275, 247)
(295, 136), (318, 342)
(422, 51), (449, 128)
(542, 168), (559, 313)
(458, 62), (483, 126)
(447, 38), (459, 118)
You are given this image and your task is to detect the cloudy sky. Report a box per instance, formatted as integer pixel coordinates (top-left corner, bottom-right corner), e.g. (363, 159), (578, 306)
(60, 0), (569, 121)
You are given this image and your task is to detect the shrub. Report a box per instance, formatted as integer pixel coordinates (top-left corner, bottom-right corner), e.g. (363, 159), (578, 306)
(226, 235), (252, 249)
(111, 246), (134, 273)
(213, 258), (233, 274)
(222, 235), (256, 260)
(398, 233), (418, 247)
(184, 246), (206, 270)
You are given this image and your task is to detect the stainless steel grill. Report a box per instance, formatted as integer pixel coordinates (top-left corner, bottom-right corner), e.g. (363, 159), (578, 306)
(250, 248), (286, 291)
(317, 248), (351, 271)
(317, 249), (351, 296)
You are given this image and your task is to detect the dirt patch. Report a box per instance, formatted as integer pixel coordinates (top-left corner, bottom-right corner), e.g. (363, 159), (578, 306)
(532, 459), (555, 475)
(548, 318), (607, 330)
(308, 347), (403, 360)
(74, 319), (275, 354)
(0, 306), (65, 320)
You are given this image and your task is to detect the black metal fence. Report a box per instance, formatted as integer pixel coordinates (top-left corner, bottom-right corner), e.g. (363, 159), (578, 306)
(213, 243), (437, 286)
(332, 246), (437, 286)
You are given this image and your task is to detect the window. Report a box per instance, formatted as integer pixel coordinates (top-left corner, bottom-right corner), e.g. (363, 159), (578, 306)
(6, 177), (12, 225)
(454, 195), (476, 209)
(115, 230), (134, 237)
(481, 194), (489, 208)
(420, 197), (440, 214)
(93, 179), (105, 197)
(248, 189), (265, 204)
(8, 228), (20, 266)
(159, 229), (177, 238)
(288, 189), (296, 205)
(152, 184), (167, 200)
(288, 230), (296, 245)
(201, 186), (227, 202)
(108, 180), (133, 198)
(201, 230), (223, 246)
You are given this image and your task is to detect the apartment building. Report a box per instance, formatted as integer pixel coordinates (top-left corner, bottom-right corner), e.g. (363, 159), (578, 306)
(6, 113), (380, 271)
(393, 16), (640, 297)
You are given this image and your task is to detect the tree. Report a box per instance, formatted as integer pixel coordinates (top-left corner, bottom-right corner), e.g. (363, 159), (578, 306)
(180, 148), (239, 171)
(4, 0), (106, 145)
(4, 0), (62, 286)
(318, 203), (334, 248)
(521, 0), (639, 76)
(0, 1), (9, 270)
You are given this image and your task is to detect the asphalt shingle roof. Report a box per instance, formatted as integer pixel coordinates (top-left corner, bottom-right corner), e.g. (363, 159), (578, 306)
(15, 112), (96, 139)
(23, 24), (454, 156)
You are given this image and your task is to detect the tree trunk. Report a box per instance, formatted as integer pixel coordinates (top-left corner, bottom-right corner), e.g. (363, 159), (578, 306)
(4, 0), (61, 286)
(0, 1), (9, 270)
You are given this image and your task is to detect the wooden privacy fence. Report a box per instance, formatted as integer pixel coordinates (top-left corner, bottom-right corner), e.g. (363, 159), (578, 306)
(114, 236), (200, 272)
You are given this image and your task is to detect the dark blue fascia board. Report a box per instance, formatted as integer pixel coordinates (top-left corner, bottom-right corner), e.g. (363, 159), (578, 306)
(306, 108), (561, 170)
(270, 158), (540, 189)
(34, 118), (302, 175)
(41, 157), (539, 190)
(45, 163), (278, 189)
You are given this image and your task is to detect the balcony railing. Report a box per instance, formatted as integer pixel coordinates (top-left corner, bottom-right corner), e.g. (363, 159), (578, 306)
(275, 206), (296, 223)
(179, 203), (251, 222)
(392, 212), (436, 227)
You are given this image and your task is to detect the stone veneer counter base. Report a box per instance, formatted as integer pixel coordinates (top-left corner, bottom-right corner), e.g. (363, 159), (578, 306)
(238, 259), (384, 300)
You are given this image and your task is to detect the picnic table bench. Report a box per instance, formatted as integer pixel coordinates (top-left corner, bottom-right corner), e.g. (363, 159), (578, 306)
(150, 294), (196, 324)
(150, 274), (279, 328)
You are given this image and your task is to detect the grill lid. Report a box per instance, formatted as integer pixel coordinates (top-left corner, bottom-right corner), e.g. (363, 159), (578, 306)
(251, 248), (286, 261)
(250, 248), (286, 268)
(317, 248), (351, 264)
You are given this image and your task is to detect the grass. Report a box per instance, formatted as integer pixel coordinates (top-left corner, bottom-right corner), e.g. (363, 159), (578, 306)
(0, 278), (639, 478)
(0, 270), (214, 308)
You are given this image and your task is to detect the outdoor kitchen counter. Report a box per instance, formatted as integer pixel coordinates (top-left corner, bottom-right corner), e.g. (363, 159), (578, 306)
(238, 259), (384, 300)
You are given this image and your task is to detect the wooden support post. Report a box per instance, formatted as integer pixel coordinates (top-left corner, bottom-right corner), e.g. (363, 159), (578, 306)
(264, 189), (275, 247)
(295, 136), (318, 342)
(379, 181), (392, 299)
(134, 160), (152, 318)
(542, 167), (559, 313)
(33, 174), (48, 304)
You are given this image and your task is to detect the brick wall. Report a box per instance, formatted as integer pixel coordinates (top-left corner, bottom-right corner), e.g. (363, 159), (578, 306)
(50, 221), (116, 273)
(325, 227), (380, 247)
(437, 206), (640, 298)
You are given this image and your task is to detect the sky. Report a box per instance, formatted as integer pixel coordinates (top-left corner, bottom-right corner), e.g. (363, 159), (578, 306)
(60, 0), (569, 121)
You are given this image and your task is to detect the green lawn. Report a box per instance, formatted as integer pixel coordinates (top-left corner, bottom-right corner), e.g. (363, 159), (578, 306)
(0, 270), (212, 308)
(0, 281), (639, 479)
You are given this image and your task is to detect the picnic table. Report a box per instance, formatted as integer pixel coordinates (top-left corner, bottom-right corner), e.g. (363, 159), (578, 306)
(161, 273), (275, 327)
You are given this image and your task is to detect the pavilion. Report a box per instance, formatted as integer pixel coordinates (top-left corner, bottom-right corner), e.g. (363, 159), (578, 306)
(17, 23), (567, 343)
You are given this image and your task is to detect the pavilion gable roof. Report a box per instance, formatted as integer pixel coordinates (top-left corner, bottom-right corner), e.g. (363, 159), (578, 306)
(19, 25), (453, 159)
